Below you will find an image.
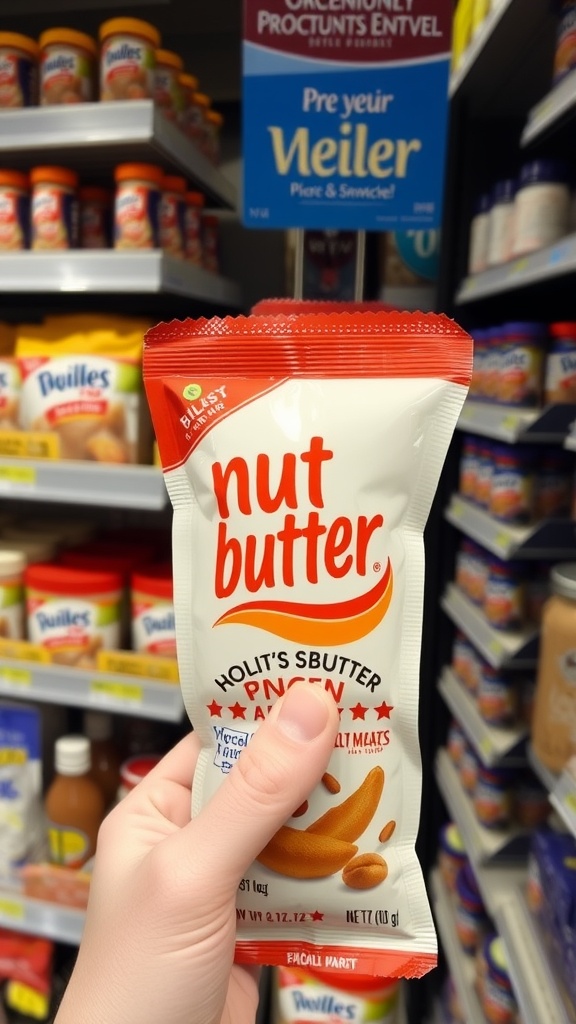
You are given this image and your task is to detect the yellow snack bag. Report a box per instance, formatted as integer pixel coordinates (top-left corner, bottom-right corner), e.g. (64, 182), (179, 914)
(16, 315), (151, 463)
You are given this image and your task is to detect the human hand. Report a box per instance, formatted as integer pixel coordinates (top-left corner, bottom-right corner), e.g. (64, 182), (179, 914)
(55, 683), (340, 1024)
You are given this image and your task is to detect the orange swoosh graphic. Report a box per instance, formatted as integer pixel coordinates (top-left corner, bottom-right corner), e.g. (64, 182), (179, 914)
(213, 559), (393, 645)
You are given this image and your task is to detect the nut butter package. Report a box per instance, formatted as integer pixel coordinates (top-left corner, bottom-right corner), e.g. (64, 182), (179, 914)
(144, 312), (472, 978)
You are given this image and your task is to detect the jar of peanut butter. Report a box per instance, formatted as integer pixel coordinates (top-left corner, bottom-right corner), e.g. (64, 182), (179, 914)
(533, 563), (576, 772)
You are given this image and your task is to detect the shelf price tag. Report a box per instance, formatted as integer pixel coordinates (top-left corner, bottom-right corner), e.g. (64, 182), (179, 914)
(0, 896), (24, 921)
(563, 791), (576, 817)
(488, 638), (502, 658)
(90, 680), (143, 706)
(6, 981), (49, 1020)
(0, 431), (59, 460)
(494, 531), (511, 557)
(0, 465), (36, 488)
(0, 667), (31, 688)
(479, 736), (492, 760)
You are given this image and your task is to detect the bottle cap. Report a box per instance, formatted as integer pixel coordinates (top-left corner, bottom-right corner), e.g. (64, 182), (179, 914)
(55, 736), (91, 775)
(84, 711), (113, 742)
(551, 563), (576, 601)
(0, 550), (26, 577)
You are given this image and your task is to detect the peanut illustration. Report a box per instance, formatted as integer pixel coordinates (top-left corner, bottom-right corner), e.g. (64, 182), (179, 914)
(292, 801), (308, 818)
(379, 820), (396, 843)
(257, 826), (357, 879)
(322, 772), (341, 795)
(342, 853), (388, 890)
(306, 766), (384, 843)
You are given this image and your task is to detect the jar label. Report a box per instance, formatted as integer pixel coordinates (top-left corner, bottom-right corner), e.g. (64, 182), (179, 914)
(0, 189), (28, 250)
(159, 193), (185, 257)
(101, 35), (155, 101)
(48, 823), (89, 868)
(277, 967), (399, 1024)
(27, 594), (121, 666)
(115, 183), (159, 249)
(41, 47), (93, 104)
(0, 359), (21, 429)
(31, 186), (77, 250)
(184, 206), (202, 263)
(132, 598), (176, 656)
(0, 51), (35, 108)
(545, 349), (576, 403)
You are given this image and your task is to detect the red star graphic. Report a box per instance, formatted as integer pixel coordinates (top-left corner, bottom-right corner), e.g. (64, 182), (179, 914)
(375, 701), (394, 720)
(229, 702), (247, 720)
(310, 910), (324, 922)
(207, 700), (222, 717)
(350, 702), (368, 720)
(337, 707), (344, 716)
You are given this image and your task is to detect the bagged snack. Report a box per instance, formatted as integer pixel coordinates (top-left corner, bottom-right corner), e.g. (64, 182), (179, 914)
(0, 703), (43, 871)
(144, 312), (472, 978)
(16, 314), (151, 463)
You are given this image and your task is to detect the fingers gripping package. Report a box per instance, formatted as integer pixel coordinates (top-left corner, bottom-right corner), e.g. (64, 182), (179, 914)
(144, 312), (472, 978)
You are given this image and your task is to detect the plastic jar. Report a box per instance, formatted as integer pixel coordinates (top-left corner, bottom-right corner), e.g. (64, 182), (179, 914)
(498, 321), (544, 407)
(159, 174), (186, 257)
(452, 628), (474, 686)
(184, 190), (204, 264)
(439, 823), (467, 891)
(474, 441), (494, 509)
(39, 28), (97, 105)
(30, 166), (78, 250)
(473, 766), (513, 829)
(554, 1), (576, 83)
(513, 774), (549, 828)
(114, 163), (162, 250)
(468, 194), (491, 275)
(117, 754), (162, 800)
(484, 558), (524, 630)
(189, 91), (210, 147)
(459, 435), (480, 499)
(79, 186), (112, 249)
(481, 936), (518, 1024)
(0, 33), (38, 108)
(470, 329), (488, 398)
(533, 448), (572, 518)
(447, 719), (466, 766)
(532, 563), (576, 771)
(489, 444), (534, 523)
(483, 327), (503, 402)
(486, 180), (516, 267)
(275, 967), (400, 1024)
(478, 665), (517, 725)
(545, 321), (576, 403)
(455, 864), (486, 954)
(204, 109), (223, 165)
(467, 541), (489, 606)
(0, 170), (29, 250)
(202, 213), (220, 273)
(455, 538), (476, 598)
(25, 563), (123, 668)
(0, 550), (25, 640)
(459, 744), (480, 795)
(512, 160), (570, 258)
(154, 49), (183, 122)
(99, 17), (160, 101)
(131, 565), (176, 657)
(177, 72), (199, 136)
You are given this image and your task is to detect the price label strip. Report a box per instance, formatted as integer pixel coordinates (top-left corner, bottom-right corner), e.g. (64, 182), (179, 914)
(90, 679), (143, 707)
(0, 465), (36, 488)
(0, 667), (31, 688)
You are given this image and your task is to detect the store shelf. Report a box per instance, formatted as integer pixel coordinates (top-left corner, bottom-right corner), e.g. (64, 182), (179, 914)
(438, 667), (526, 767)
(528, 744), (576, 841)
(457, 400), (576, 443)
(494, 887), (572, 1024)
(436, 748), (530, 863)
(445, 494), (576, 559)
(441, 584), (539, 669)
(0, 662), (183, 722)
(456, 233), (576, 304)
(0, 101), (236, 209)
(565, 431), (576, 452)
(0, 459), (167, 510)
(0, 890), (84, 945)
(0, 252), (242, 305)
(430, 869), (485, 1024)
(522, 68), (576, 146)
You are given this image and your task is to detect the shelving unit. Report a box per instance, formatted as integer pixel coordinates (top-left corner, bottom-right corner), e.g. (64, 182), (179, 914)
(0, 459), (168, 510)
(429, 869), (485, 1024)
(456, 233), (576, 304)
(0, 890), (84, 946)
(0, 251), (242, 304)
(0, 661), (183, 722)
(438, 667), (526, 766)
(445, 494), (576, 559)
(456, 401), (576, 443)
(435, 748), (529, 863)
(528, 745), (576, 841)
(0, 101), (236, 209)
(440, 584), (539, 669)
(522, 68), (576, 147)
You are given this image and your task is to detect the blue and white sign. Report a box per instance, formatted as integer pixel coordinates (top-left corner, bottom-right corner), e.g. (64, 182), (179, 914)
(243, 0), (452, 230)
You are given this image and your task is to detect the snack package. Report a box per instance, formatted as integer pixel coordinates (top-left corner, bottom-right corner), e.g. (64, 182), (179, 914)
(144, 312), (472, 977)
(15, 314), (152, 463)
(0, 322), (20, 431)
(0, 704), (43, 871)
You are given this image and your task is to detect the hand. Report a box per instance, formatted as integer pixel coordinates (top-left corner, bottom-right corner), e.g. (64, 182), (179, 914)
(55, 683), (340, 1024)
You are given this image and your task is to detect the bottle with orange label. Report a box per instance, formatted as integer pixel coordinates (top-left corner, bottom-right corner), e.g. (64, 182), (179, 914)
(44, 735), (105, 868)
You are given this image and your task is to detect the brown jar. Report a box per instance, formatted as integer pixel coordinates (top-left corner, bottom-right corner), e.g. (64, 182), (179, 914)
(45, 735), (105, 868)
(532, 563), (576, 772)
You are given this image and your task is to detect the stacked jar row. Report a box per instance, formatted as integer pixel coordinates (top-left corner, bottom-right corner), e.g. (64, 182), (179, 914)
(469, 321), (576, 407)
(451, 629), (534, 728)
(455, 538), (553, 630)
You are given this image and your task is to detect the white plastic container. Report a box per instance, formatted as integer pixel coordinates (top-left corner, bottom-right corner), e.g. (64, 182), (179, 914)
(0, 549), (26, 639)
(468, 193), (491, 275)
(486, 179), (516, 267)
(512, 159), (570, 258)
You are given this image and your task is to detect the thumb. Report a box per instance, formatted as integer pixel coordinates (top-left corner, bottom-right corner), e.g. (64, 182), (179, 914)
(178, 683), (339, 891)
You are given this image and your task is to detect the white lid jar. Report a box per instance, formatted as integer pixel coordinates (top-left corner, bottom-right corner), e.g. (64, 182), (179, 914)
(511, 159), (570, 258)
(0, 549), (25, 640)
(468, 193), (491, 275)
(486, 179), (516, 267)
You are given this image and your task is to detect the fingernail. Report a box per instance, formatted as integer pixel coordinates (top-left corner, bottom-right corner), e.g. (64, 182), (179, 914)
(276, 685), (330, 742)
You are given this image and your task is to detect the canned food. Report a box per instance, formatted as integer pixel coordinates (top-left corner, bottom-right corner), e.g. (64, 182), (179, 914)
(489, 444), (534, 524)
(473, 766), (513, 829)
(484, 558), (524, 630)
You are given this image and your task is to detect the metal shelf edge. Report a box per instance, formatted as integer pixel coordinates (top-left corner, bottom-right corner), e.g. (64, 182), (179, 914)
(438, 667), (527, 766)
(0, 459), (168, 510)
